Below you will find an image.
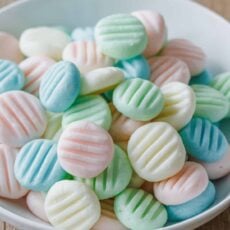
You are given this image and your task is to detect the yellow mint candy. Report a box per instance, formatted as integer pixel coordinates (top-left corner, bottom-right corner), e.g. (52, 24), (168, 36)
(154, 82), (196, 130)
(45, 180), (100, 230)
(128, 122), (186, 182)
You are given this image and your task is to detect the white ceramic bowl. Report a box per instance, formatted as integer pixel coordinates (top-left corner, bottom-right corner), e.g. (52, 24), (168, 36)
(0, 0), (229, 229)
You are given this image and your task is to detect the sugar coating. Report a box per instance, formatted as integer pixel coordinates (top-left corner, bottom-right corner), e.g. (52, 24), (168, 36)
(39, 61), (81, 113)
(63, 40), (114, 74)
(149, 56), (190, 87)
(161, 39), (206, 76)
(128, 122), (186, 182)
(114, 188), (167, 230)
(154, 162), (209, 205)
(19, 27), (70, 60)
(95, 14), (147, 59)
(154, 82), (196, 130)
(71, 27), (95, 41)
(0, 59), (25, 94)
(189, 69), (213, 85)
(0, 144), (28, 199)
(0, 91), (47, 147)
(132, 10), (166, 57)
(45, 180), (101, 230)
(58, 121), (114, 178)
(113, 79), (164, 121)
(19, 56), (55, 96)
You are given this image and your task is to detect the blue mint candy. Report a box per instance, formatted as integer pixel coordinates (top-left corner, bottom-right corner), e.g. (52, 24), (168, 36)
(219, 118), (230, 143)
(179, 117), (228, 163)
(189, 70), (213, 85)
(114, 55), (150, 80)
(166, 182), (216, 221)
(39, 61), (81, 113)
(71, 27), (94, 41)
(102, 89), (113, 102)
(14, 139), (69, 192)
(0, 59), (25, 94)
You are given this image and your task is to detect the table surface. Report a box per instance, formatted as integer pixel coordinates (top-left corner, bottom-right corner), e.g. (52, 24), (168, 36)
(0, 0), (229, 229)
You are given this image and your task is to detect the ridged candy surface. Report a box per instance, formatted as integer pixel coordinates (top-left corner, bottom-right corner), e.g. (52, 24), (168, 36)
(113, 78), (164, 121)
(71, 27), (95, 41)
(128, 122), (186, 182)
(95, 14), (147, 59)
(179, 117), (228, 162)
(154, 82), (195, 130)
(0, 144), (28, 199)
(45, 180), (100, 230)
(58, 121), (114, 178)
(114, 188), (167, 230)
(14, 139), (68, 192)
(0, 91), (47, 147)
(148, 56), (190, 87)
(62, 95), (112, 130)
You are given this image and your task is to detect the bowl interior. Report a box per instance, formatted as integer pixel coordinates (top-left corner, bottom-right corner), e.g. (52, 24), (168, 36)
(0, 0), (229, 229)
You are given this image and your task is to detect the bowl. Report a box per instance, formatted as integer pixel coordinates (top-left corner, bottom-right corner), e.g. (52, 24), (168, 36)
(0, 0), (229, 229)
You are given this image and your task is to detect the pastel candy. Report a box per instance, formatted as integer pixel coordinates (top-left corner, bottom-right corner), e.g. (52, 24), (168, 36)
(113, 79), (164, 121)
(95, 14), (147, 59)
(131, 10), (166, 57)
(0, 91), (47, 147)
(19, 27), (70, 60)
(148, 56), (190, 87)
(0, 31), (23, 63)
(45, 180), (100, 230)
(14, 139), (69, 192)
(0, 144), (28, 199)
(62, 95), (112, 130)
(189, 70), (213, 85)
(63, 41), (114, 74)
(154, 162), (209, 205)
(154, 82), (196, 130)
(26, 191), (49, 222)
(192, 84), (229, 122)
(114, 188), (167, 230)
(128, 122), (186, 182)
(19, 56), (55, 96)
(58, 121), (114, 178)
(71, 27), (95, 41)
(81, 67), (124, 95)
(39, 61), (81, 112)
(179, 117), (228, 162)
(166, 182), (216, 221)
(114, 55), (150, 80)
(129, 171), (145, 188)
(0, 59), (25, 94)
(75, 145), (132, 199)
(161, 39), (206, 76)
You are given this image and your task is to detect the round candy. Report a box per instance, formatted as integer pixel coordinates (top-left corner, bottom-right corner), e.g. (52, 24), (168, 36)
(45, 180), (100, 230)
(189, 69), (213, 85)
(19, 56), (55, 96)
(161, 39), (206, 76)
(0, 91), (47, 147)
(129, 171), (145, 188)
(166, 181), (216, 221)
(26, 191), (49, 222)
(0, 144), (28, 199)
(58, 121), (114, 178)
(62, 95), (112, 130)
(114, 55), (150, 80)
(148, 56), (190, 87)
(154, 82), (196, 130)
(114, 188), (167, 230)
(179, 117), (229, 162)
(14, 139), (69, 192)
(154, 162), (209, 205)
(192, 84), (229, 122)
(131, 10), (166, 57)
(0, 31), (23, 63)
(0, 59), (25, 94)
(81, 67), (124, 95)
(113, 78), (164, 121)
(63, 40), (114, 74)
(128, 122), (186, 182)
(71, 27), (95, 41)
(95, 14), (147, 59)
(39, 61), (81, 112)
(75, 145), (132, 199)
(19, 27), (70, 60)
